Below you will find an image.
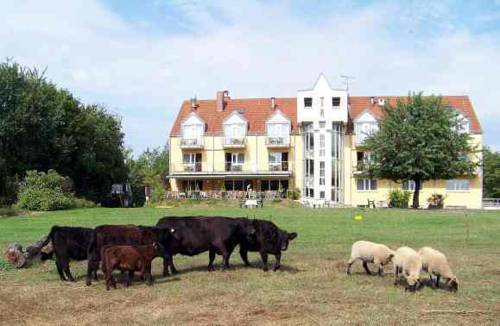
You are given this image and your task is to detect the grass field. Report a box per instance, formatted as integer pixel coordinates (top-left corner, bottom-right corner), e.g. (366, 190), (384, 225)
(1, 203), (500, 325)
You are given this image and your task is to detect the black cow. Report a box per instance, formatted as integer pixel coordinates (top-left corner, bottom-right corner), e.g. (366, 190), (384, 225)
(156, 216), (255, 275)
(239, 219), (297, 271)
(85, 224), (176, 286)
(41, 226), (95, 282)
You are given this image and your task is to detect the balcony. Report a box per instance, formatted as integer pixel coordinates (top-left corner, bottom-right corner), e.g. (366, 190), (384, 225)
(183, 162), (202, 172)
(225, 162), (243, 172)
(180, 138), (204, 149)
(266, 136), (290, 148)
(223, 137), (246, 148)
(269, 162), (289, 172)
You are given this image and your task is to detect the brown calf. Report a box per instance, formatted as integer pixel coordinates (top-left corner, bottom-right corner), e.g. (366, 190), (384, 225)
(101, 243), (162, 290)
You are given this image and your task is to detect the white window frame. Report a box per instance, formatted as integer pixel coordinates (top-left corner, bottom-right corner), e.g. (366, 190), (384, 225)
(319, 161), (325, 185)
(357, 178), (377, 191)
(446, 179), (470, 192)
(402, 180), (422, 191)
(319, 134), (325, 157)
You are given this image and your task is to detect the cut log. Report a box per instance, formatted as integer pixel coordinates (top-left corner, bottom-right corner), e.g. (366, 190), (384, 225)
(5, 243), (27, 268)
(25, 235), (51, 260)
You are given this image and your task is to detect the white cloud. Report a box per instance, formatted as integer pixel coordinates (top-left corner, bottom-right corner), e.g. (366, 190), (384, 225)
(0, 0), (499, 153)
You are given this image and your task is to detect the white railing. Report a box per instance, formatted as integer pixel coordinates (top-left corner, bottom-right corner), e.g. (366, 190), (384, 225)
(483, 198), (500, 210)
(183, 162), (202, 172)
(266, 136), (290, 146)
(269, 162), (289, 171)
(180, 138), (204, 147)
(224, 137), (246, 147)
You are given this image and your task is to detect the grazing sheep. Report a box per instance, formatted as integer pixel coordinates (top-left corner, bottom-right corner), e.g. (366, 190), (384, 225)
(393, 246), (422, 292)
(347, 240), (395, 276)
(418, 247), (458, 291)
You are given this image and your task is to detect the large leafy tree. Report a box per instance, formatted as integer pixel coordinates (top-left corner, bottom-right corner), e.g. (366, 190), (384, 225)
(0, 60), (127, 204)
(365, 93), (479, 208)
(483, 147), (500, 198)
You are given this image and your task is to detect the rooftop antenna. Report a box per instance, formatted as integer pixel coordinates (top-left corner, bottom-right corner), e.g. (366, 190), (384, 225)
(340, 75), (355, 91)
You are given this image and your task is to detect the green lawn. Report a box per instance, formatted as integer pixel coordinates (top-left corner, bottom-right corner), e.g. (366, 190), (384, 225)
(1, 203), (499, 325)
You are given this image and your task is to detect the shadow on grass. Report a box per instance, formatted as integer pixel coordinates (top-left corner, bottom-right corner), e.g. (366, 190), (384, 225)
(169, 261), (301, 275)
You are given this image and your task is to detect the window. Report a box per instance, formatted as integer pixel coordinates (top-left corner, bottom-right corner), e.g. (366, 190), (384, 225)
(446, 179), (470, 191)
(262, 180), (288, 191)
(225, 153), (244, 171)
(304, 97), (313, 107)
(319, 161), (325, 185)
(182, 180), (203, 191)
(457, 115), (470, 134)
(305, 187), (314, 198)
(319, 134), (325, 157)
(320, 97), (324, 107)
(356, 151), (373, 170)
(355, 122), (378, 144)
(320, 191), (325, 199)
(332, 97), (341, 107)
(402, 180), (422, 191)
(225, 179), (251, 191)
(183, 153), (202, 172)
(357, 178), (377, 191)
(319, 121), (326, 128)
(269, 152), (288, 171)
(320, 109), (325, 118)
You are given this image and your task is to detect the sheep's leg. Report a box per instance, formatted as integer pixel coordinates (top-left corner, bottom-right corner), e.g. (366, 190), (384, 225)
(374, 259), (384, 277)
(393, 266), (399, 285)
(362, 261), (372, 275)
(435, 275), (441, 289)
(428, 273), (436, 289)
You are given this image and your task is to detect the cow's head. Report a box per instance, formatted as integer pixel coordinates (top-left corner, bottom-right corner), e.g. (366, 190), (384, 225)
(279, 231), (297, 251)
(152, 242), (165, 257)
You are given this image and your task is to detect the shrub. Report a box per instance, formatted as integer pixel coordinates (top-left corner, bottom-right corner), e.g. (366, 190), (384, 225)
(427, 193), (445, 209)
(287, 187), (301, 200)
(16, 170), (94, 211)
(388, 189), (411, 208)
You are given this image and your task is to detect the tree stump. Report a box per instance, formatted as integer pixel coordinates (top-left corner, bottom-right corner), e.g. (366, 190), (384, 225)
(5, 243), (27, 268)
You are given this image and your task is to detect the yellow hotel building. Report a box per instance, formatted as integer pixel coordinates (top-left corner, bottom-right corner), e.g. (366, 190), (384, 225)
(168, 74), (482, 208)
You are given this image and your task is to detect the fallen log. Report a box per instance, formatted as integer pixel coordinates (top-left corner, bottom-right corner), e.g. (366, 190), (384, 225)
(4, 235), (54, 268)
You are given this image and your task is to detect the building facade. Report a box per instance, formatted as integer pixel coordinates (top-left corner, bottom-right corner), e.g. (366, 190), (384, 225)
(168, 74), (483, 208)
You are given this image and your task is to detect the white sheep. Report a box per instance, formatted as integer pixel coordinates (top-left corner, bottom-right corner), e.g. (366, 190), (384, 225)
(393, 246), (422, 292)
(418, 246), (458, 291)
(346, 240), (395, 276)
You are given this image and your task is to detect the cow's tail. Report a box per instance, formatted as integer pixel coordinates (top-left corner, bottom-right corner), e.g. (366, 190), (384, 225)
(42, 226), (58, 247)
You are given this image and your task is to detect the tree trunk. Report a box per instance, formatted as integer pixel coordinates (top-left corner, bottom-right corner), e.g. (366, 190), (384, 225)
(412, 179), (421, 209)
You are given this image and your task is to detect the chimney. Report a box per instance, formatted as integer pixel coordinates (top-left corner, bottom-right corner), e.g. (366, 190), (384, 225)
(190, 97), (198, 110)
(271, 97), (276, 110)
(216, 90), (229, 112)
(369, 97), (376, 105)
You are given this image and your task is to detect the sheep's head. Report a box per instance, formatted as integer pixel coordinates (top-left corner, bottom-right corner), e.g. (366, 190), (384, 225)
(405, 275), (420, 292)
(385, 251), (395, 264)
(447, 277), (459, 292)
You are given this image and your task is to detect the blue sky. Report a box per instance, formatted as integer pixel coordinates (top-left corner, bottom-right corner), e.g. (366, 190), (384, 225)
(1, 0), (499, 153)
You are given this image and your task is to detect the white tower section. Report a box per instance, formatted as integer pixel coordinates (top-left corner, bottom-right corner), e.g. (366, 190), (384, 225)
(297, 74), (348, 206)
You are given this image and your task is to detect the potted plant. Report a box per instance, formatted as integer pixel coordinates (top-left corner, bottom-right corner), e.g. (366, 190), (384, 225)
(427, 193), (445, 209)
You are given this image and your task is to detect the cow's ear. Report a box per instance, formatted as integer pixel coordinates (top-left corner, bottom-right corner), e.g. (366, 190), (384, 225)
(288, 232), (297, 240)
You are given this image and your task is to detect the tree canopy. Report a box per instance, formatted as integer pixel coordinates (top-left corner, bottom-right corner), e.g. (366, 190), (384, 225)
(365, 93), (479, 208)
(483, 147), (500, 198)
(0, 60), (127, 204)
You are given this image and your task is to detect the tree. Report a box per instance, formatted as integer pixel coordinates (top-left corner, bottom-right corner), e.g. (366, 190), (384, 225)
(483, 147), (500, 198)
(126, 146), (169, 206)
(365, 93), (479, 208)
(0, 60), (127, 204)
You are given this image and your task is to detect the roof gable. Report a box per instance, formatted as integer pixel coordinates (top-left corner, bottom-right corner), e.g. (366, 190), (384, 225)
(223, 110), (247, 125)
(182, 112), (205, 126)
(267, 110), (291, 124)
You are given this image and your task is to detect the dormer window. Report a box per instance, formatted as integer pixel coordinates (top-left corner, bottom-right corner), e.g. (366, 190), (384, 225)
(304, 97), (313, 108)
(355, 122), (378, 144)
(332, 97), (341, 107)
(181, 113), (205, 148)
(223, 111), (247, 147)
(266, 110), (291, 147)
(457, 113), (470, 134)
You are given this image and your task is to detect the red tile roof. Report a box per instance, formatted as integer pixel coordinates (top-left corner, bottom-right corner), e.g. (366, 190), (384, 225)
(349, 96), (482, 133)
(170, 98), (297, 136)
(170, 95), (481, 136)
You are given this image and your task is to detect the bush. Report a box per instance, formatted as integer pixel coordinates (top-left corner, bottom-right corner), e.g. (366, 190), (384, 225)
(388, 189), (411, 208)
(16, 170), (94, 211)
(287, 188), (301, 200)
(427, 193), (445, 209)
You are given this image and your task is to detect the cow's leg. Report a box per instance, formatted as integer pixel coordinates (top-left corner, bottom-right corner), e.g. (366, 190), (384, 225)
(220, 247), (231, 272)
(55, 259), (67, 281)
(146, 265), (153, 286)
(63, 262), (76, 282)
(239, 247), (251, 266)
(127, 270), (134, 286)
(208, 249), (216, 271)
(273, 252), (282, 271)
(260, 251), (269, 272)
(362, 261), (372, 275)
(86, 258), (98, 286)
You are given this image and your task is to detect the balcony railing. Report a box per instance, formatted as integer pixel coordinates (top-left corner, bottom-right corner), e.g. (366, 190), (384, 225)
(269, 162), (289, 171)
(180, 138), (204, 148)
(266, 136), (290, 147)
(225, 162), (243, 172)
(223, 137), (246, 148)
(183, 162), (202, 172)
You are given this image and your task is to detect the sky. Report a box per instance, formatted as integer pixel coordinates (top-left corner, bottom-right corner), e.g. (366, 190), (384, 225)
(1, 0), (499, 154)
